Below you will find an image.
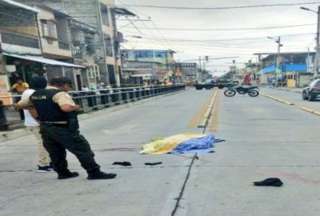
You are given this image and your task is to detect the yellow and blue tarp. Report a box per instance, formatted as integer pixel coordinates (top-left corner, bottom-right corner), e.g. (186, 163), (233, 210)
(140, 133), (219, 155)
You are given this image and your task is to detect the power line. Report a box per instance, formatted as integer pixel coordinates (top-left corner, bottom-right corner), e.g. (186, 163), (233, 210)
(117, 0), (172, 49)
(136, 32), (316, 43)
(122, 1), (320, 10)
(117, 0), (177, 50)
(121, 23), (316, 32)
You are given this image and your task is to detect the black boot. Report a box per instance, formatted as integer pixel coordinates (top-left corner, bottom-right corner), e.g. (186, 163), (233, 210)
(87, 170), (117, 180)
(58, 171), (79, 180)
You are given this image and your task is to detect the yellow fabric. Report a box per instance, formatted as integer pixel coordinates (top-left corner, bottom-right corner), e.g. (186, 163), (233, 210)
(140, 133), (205, 155)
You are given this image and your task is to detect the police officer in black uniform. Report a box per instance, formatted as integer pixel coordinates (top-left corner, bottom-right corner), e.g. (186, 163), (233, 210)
(17, 76), (116, 180)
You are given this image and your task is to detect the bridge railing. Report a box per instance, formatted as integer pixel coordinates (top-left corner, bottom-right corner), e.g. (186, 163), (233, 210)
(0, 85), (186, 131)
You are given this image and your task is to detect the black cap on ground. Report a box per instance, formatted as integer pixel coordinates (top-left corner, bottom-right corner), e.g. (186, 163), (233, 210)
(254, 178), (283, 187)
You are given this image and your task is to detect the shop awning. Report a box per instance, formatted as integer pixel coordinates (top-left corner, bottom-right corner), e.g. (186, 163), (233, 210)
(0, 0), (39, 13)
(112, 7), (136, 16)
(3, 53), (85, 68)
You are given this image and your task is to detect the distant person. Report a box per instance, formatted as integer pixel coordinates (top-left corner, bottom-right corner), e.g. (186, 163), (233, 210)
(20, 76), (52, 172)
(17, 77), (116, 180)
(11, 78), (29, 94)
(243, 73), (252, 86)
(11, 78), (29, 120)
(82, 85), (89, 91)
(256, 77), (260, 85)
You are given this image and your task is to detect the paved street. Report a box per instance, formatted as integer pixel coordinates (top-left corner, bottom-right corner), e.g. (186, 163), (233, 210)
(262, 87), (320, 113)
(1, 88), (320, 216)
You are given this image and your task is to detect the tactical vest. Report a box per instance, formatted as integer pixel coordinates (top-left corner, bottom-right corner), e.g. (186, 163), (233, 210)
(30, 89), (69, 122)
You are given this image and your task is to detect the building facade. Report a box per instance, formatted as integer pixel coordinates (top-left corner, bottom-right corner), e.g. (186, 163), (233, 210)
(121, 49), (176, 84)
(174, 63), (197, 85)
(17, 0), (134, 87)
(0, 0), (88, 105)
(0, 0), (41, 104)
(257, 52), (315, 87)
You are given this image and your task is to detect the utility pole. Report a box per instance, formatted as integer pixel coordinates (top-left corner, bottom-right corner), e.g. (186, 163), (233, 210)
(276, 36), (282, 86)
(315, 5), (320, 77)
(268, 36), (283, 87)
(300, 6), (320, 78)
(198, 56), (202, 82)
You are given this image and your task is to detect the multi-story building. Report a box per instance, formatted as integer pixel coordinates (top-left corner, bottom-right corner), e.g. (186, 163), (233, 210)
(174, 63), (197, 85)
(256, 52), (315, 87)
(121, 49), (176, 83)
(70, 19), (100, 90)
(18, 0), (135, 87)
(35, 5), (85, 88)
(121, 60), (163, 85)
(0, 0), (41, 104)
(0, 0), (88, 103)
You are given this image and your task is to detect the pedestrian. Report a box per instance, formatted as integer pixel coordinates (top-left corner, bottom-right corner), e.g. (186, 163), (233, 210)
(81, 85), (89, 91)
(17, 77), (116, 180)
(20, 77), (52, 172)
(11, 78), (29, 94)
(11, 78), (29, 120)
(243, 73), (252, 86)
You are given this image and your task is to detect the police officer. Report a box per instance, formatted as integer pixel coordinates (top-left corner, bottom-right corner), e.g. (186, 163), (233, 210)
(17, 76), (116, 180)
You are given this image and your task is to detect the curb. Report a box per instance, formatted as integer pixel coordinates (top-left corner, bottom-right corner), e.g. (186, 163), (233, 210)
(261, 92), (320, 117)
(261, 93), (295, 106)
(299, 106), (320, 116)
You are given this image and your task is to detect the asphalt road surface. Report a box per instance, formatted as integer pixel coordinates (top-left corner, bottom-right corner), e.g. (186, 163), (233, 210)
(1, 88), (320, 216)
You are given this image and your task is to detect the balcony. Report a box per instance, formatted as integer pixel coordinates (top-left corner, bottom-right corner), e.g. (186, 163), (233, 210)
(58, 40), (70, 50)
(1, 31), (39, 49)
(72, 46), (83, 59)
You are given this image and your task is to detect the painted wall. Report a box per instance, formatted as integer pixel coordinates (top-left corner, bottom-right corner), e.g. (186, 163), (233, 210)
(37, 7), (72, 59)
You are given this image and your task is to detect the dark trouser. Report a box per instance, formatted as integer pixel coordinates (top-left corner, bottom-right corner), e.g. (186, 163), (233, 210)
(40, 124), (100, 175)
(14, 97), (24, 120)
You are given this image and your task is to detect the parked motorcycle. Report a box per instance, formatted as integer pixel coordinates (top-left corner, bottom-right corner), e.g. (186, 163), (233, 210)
(224, 85), (259, 97)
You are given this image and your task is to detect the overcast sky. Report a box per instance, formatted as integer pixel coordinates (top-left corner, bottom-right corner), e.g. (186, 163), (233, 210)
(116, 0), (320, 73)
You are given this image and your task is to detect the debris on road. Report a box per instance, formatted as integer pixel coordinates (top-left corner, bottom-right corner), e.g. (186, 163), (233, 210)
(141, 133), (221, 155)
(253, 178), (284, 187)
(112, 161), (132, 167)
(145, 162), (163, 166)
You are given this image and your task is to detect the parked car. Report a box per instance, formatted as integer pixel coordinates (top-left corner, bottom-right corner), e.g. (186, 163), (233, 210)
(194, 79), (239, 90)
(302, 79), (320, 101)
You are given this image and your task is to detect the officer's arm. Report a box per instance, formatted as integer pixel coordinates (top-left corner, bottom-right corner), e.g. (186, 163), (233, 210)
(53, 92), (80, 113)
(60, 104), (80, 112)
(15, 97), (32, 110)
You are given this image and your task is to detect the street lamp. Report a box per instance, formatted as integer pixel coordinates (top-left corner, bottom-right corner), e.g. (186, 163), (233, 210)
(300, 6), (320, 77)
(267, 36), (283, 86)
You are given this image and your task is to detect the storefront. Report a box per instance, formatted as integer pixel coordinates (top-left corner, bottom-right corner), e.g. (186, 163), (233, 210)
(0, 52), (85, 105)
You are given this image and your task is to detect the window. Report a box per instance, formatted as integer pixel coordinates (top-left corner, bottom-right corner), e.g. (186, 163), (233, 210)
(135, 51), (153, 59)
(85, 36), (95, 54)
(100, 4), (110, 26)
(41, 20), (57, 39)
(155, 51), (167, 58)
(105, 36), (113, 57)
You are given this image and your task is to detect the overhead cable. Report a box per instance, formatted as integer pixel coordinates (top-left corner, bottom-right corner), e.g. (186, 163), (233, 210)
(122, 1), (320, 10)
(121, 24), (316, 32)
(135, 32), (315, 42)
